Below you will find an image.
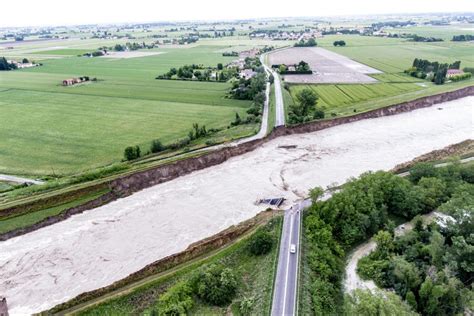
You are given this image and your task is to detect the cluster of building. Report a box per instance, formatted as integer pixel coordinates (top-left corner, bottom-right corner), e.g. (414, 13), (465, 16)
(250, 30), (322, 41)
(225, 49), (261, 79)
(6, 59), (39, 69)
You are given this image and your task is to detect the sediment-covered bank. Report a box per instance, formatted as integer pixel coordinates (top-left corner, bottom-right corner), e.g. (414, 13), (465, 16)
(0, 96), (472, 315)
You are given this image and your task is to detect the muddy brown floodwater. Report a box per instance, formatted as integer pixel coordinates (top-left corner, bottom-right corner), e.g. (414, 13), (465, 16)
(0, 97), (473, 315)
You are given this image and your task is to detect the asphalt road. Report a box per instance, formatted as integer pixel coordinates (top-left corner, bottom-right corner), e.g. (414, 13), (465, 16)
(261, 54), (285, 127)
(273, 72), (285, 126)
(271, 200), (310, 315)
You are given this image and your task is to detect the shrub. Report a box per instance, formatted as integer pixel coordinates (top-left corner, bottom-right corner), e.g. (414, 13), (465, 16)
(408, 162), (437, 184)
(247, 229), (273, 255)
(124, 145), (141, 161)
(460, 164), (474, 183)
(191, 264), (237, 306)
(155, 281), (194, 315)
(150, 139), (165, 153)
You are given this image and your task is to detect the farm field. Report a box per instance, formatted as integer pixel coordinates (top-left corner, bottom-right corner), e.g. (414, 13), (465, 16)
(268, 47), (381, 84)
(290, 83), (423, 109)
(285, 34), (474, 116)
(321, 35), (474, 73)
(0, 45), (254, 176)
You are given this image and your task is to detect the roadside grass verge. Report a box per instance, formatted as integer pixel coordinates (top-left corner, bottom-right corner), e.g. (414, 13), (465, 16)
(297, 224), (313, 316)
(58, 215), (282, 315)
(267, 84), (276, 134)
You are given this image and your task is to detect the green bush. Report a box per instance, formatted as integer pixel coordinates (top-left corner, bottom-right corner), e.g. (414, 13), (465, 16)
(409, 162), (437, 183)
(191, 264), (237, 306)
(150, 139), (165, 153)
(247, 229), (273, 255)
(123, 145), (141, 161)
(155, 281), (194, 315)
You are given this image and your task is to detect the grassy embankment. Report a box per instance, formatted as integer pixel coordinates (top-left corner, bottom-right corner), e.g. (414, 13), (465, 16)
(0, 188), (109, 235)
(267, 85), (276, 134)
(50, 215), (282, 315)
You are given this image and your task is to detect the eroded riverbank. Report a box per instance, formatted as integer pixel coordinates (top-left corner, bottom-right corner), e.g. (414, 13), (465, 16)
(0, 97), (473, 314)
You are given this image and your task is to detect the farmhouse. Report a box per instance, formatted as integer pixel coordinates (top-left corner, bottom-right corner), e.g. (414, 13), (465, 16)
(7, 60), (39, 69)
(239, 69), (257, 79)
(239, 48), (259, 58)
(62, 76), (91, 86)
(446, 69), (464, 78)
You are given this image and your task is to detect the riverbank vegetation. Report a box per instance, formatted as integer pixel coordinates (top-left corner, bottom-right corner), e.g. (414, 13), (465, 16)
(299, 160), (474, 315)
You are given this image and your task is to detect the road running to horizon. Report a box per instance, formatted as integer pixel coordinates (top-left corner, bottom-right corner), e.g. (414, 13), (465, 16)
(262, 54), (285, 127)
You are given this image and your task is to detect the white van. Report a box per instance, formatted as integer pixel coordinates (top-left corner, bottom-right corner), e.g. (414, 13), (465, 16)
(290, 244), (296, 254)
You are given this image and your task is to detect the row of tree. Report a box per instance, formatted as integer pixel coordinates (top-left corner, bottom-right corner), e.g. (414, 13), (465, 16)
(157, 63), (238, 81)
(123, 123), (216, 161)
(452, 34), (474, 41)
(302, 160), (473, 315)
(294, 38), (317, 47)
(406, 58), (462, 85)
(409, 34), (443, 42)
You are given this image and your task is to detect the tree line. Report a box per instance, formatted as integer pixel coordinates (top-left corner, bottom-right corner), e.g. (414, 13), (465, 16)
(156, 63), (237, 82)
(294, 38), (317, 47)
(301, 160), (473, 315)
(409, 34), (443, 42)
(452, 34), (474, 41)
(405, 58), (462, 85)
(123, 123), (218, 161)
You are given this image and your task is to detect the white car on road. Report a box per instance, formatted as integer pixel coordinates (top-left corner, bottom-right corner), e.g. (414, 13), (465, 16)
(290, 244), (296, 254)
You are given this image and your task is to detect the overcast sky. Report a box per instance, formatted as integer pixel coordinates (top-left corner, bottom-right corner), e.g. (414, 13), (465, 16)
(2, 0), (473, 28)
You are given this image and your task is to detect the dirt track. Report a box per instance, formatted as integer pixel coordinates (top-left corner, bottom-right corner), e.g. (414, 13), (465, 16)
(0, 97), (472, 315)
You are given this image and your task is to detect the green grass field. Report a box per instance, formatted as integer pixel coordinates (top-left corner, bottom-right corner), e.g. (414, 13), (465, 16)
(291, 83), (423, 110)
(0, 45), (253, 176)
(29, 48), (93, 56)
(321, 35), (474, 73)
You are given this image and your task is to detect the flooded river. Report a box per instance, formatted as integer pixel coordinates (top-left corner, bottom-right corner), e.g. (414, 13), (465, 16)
(1, 97), (473, 314)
